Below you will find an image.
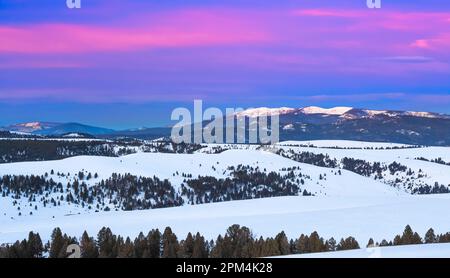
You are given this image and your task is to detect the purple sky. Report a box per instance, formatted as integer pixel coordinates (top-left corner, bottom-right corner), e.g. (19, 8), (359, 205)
(0, 0), (449, 128)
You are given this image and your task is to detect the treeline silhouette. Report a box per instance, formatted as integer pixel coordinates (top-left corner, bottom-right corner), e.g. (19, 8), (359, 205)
(1, 224), (449, 258)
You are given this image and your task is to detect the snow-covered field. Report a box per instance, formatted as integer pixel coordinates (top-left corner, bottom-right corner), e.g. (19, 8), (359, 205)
(1, 139), (450, 258)
(275, 243), (450, 258)
(1, 194), (450, 247)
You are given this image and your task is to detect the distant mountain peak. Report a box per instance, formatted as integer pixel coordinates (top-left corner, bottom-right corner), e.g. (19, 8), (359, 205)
(235, 107), (296, 117)
(3, 122), (114, 136)
(6, 122), (60, 133)
(19, 122), (43, 128)
(300, 106), (353, 115)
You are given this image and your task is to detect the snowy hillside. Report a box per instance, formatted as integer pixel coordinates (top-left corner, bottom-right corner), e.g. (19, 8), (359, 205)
(275, 141), (450, 193)
(0, 149), (402, 196)
(199, 141), (450, 194)
(0, 149), (403, 221)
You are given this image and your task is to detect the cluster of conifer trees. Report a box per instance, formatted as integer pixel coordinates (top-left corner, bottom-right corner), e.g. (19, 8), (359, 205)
(1, 225), (449, 258)
(278, 150), (338, 168)
(180, 165), (310, 204)
(0, 140), (203, 164)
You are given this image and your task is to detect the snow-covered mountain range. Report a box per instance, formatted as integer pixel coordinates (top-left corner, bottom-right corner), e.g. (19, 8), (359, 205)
(1, 122), (114, 136)
(236, 106), (449, 119)
(232, 106), (450, 145)
(2, 106), (450, 145)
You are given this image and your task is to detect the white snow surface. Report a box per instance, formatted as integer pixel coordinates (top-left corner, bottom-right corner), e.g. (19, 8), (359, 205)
(275, 243), (450, 258)
(1, 194), (450, 246)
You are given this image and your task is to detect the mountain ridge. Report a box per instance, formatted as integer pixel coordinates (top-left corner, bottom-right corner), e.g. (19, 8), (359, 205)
(235, 106), (450, 119)
(1, 122), (115, 136)
(2, 106), (450, 145)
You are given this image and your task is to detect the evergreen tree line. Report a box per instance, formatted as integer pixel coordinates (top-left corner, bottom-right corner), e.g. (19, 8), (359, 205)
(416, 157), (450, 166)
(1, 224), (449, 258)
(412, 182), (450, 194)
(0, 140), (116, 163)
(278, 150), (338, 168)
(0, 140), (204, 164)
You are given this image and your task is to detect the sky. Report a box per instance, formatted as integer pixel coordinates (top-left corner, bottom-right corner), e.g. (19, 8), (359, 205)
(0, 0), (449, 129)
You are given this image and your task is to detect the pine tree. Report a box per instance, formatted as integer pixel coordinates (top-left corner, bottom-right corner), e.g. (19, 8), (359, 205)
(162, 227), (179, 258)
(225, 225), (254, 258)
(133, 232), (147, 258)
(325, 237), (336, 251)
(27, 232), (43, 258)
(309, 231), (325, 253)
(400, 225), (422, 245)
(393, 235), (402, 245)
(263, 238), (281, 257)
(179, 232), (194, 258)
(80, 231), (98, 258)
(367, 238), (375, 248)
(295, 234), (309, 253)
(49, 228), (65, 258)
(289, 239), (297, 254)
(337, 237), (360, 251)
(438, 232), (450, 243)
(117, 237), (134, 258)
(400, 225), (414, 245)
(192, 232), (209, 258)
(210, 235), (224, 258)
(412, 232), (423, 245)
(97, 227), (117, 258)
(275, 231), (290, 255)
(424, 228), (437, 243)
(146, 229), (161, 258)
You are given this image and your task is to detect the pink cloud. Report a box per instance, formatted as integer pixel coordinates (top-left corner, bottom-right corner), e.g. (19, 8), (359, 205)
(292, 9), (362, 18)
(293, 8), (450, 31)
(411, 39), (431, 49)
(0, 10), (271, 54)
(411, 34), (450, 51)
(2, 7), (449, 76)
